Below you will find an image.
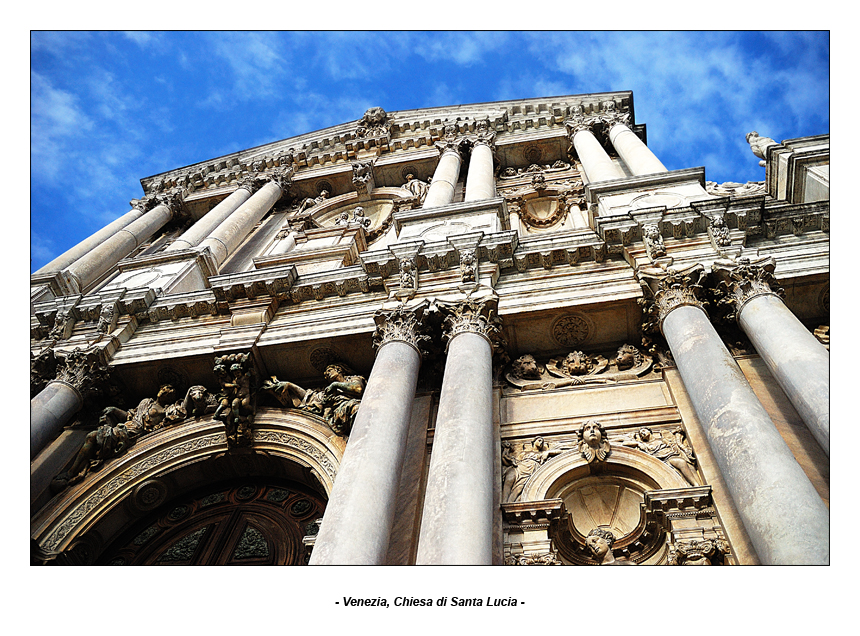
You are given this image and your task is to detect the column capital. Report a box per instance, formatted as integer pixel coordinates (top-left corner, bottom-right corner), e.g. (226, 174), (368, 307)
(637, 263), (709, 335)
(50, 347), (111, 402)
(472, 119), (496, 149)
(155, 191), (184, 219)
(372, 301), (433, 358)
(269, 166), (294, 192)
(600, 110), (633, 134)
(564, 115), (602, 137)
(711, 257), (784, 323)
(438, 296), (505, 353)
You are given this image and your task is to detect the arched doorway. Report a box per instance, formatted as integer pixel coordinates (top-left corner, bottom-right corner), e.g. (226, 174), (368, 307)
(97, 478), (325, 565)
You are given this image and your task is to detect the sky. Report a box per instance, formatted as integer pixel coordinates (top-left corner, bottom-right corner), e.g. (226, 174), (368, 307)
(29, 31), (830, 273)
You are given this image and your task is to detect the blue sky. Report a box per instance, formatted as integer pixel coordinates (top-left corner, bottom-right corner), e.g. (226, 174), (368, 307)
(30, 31), (830, 273)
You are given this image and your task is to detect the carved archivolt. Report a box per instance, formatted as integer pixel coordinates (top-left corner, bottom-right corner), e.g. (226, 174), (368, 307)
(31, 409), (343, 557)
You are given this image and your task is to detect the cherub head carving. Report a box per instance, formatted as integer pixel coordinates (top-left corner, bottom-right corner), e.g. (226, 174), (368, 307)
(578, 419), (610, 464)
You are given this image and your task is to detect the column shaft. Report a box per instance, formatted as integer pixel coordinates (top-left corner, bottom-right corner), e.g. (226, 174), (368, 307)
(166, 186), (252, 252)
(310, 341), (421, 565)
(422, 150), (462, 209)
(416, 332), (494, 564)
(198, 180), (282, 266)
(608, 123), (667, 175)
(572, 129), (626, 182)
(464, 142), (495, 202)
(30, 382), (83, 460)
(663, 305), (829, 564)
(34, 207), (145, 275)
(737, 294), (830, 455)
(64, 202), (174, 292)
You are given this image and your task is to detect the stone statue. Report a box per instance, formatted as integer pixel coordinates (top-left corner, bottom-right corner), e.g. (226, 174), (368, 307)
(352, 206), (371, 229)
(642, 223), (666, 259)
(51, 384), (184, 491)
(334, 209), (350, 226)
(578, 419), (610, 464)
(585, 527), (636, 565)
(262, 364), (366, 436)
(181, 385), (219, 417)
(502, 437), (564, 503)
(213, 353), (255, 447)
(297, 190), (329, 213)
(402, 174), (429, 203)
(746, 131), (778, 167)
(620, 427), (699, 486)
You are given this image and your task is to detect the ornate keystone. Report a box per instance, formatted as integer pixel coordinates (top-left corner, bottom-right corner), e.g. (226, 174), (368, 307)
(710, 257), (784, 323)
(372, 302), (432, 357)
(637, 263), (709, 335)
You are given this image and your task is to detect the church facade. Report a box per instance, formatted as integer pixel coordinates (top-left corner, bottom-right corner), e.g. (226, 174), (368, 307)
(30, 91), (829, 565)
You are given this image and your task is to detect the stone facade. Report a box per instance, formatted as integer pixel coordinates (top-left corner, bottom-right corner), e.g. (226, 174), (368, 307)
(30, 93), (829, 565)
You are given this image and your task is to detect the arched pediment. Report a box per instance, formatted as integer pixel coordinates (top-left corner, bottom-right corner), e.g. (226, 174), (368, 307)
(31, 408), (343, 556)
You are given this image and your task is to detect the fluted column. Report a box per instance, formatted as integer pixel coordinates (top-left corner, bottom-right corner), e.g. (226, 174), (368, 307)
(464, 123), (496, 202)
(566, 119), (625, 183)
(310, 303), (430, 565)
(30, 348), (109, 459)
(712, 258), (829, 455)
(422, 139), (463, 209)
(197, 171), (289, 267)
(166, 182), (254, 252)
(62, 195), (179, 293)
(34, 206), (146, 275)
(416, 297), (501, 565)
(606, 119), (667, 175)
(639, 265), (829, 564)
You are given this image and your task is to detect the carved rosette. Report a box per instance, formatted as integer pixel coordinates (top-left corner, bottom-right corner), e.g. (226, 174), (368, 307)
(439, 297), (505, 354)
(637, 264), (709, 335)
(51, 347), (111, 401)
(710, 257), (784, 323)
(372, 303), (432, 358)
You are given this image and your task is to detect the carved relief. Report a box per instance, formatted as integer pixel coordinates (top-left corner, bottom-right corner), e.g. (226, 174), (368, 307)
(619, 427), (699, 486)
(705, 181), (767, 197)
(213, 353), (256, 448)
(351, 206), (372, 230)
(351, 160), (375, 198)
(578, 420), (611, 465)
(502, 437), (565, 503)
(296, 189), (330, 214)
(48, 308), (76, 341)
(262, 364), (366, 437)
(504, 552), (562, 565)
(459, 249), (477, 283)
(181, 385), (219, 418)
(551, 314), (590, 347)
(51, 384), (185, 492)
(355, 106), (390, 138)
(708, 215), (732, 248)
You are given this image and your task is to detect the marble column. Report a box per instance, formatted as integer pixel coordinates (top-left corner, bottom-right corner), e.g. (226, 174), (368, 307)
(30, 348), (109, 459)
(712, 259), (829, 456)
(62, 195), (179, 293)
(166, 182), (254, 252)
(34, 206), (146, 275)
(566, 120), (626, 183)
(416, 297), (501, 565)
(197, 172), (289, 267)
(607, 120), (668, 175)
(310, 304), (430, 565)
(638, 265), (829, 565)
(422, 140), (463, 209)
(464, 125), (496, 202)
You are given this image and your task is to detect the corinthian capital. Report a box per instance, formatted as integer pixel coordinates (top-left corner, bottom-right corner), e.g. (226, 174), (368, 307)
(372, 301), (432, 357)
(710, 257), (784, 323)
(270, 165), (294, 191)
(52, 347), (111, 400)
(637, 263), (709, 335)
(438, 296), (504, 353)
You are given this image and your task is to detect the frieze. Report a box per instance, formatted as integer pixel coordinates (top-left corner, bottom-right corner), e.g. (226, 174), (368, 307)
(618, 427), (700, 486)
